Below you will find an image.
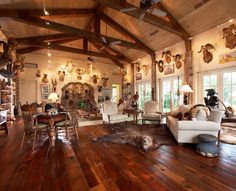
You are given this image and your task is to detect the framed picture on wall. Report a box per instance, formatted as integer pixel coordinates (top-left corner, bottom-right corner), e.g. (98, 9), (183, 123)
(164, 64), (175, 75)
(136, 73), (142, 80)
(41, 84), (50, 100)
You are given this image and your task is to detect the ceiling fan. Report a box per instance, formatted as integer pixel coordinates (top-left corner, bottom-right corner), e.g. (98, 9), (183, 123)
(100, 36), (121, 50)
(120, 0), (167, 21)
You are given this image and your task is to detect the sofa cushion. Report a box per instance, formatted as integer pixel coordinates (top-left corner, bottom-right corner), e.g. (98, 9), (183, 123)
(195, 110), (207, 121)
(142, 113), (161, 119)
(178, 120), (220, 131)
(109, 114), (128, 122)
(208, 109), (225, 124)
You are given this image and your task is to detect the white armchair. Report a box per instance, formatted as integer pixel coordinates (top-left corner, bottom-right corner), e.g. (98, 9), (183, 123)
(100, 101), (128, 125)
(142, 101), (162, 124)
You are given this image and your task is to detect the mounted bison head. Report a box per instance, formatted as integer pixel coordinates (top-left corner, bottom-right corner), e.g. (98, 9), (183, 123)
(223, 24), (236, 49)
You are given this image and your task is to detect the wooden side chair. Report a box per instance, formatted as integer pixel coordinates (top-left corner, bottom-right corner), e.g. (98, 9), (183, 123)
(20, 111), (49, 150)
(54, 111), (79, 141)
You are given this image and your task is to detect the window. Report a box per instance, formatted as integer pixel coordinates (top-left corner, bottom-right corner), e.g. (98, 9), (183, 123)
(202, 74), (217, 97)
(137, 82), (151, 110)
(223, 72), (236, 106)
(112, 84), (119, 102)
(162, 77), (182, 112)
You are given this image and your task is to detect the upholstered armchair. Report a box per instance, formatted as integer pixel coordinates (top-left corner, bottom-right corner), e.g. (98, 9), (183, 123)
(100, 101), (128, 125)
(142, 101), (162, 124)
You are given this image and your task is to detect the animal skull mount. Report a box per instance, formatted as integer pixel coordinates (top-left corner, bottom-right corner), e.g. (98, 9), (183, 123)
(223, 24), (236, 49)
(198, 43), (214, 63)
(42, 74), (49, 83)
(92, 75), (99, 84)
(58, 70), (65, 82)
(173, 54), (182, 69)
(156, 60), (164, 73)
(101, 77), (109, 87)
(97, 85), (102, 92)
(51, 79), (57, 92)
(162, 50), (172, 64)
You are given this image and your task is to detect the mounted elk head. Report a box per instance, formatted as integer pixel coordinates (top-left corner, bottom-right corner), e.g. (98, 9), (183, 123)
(58, 70), (65, 82)
(76, 68), (84, 81)
(101, 77), (109, 87)
(36, 69), (41, 77)
(92, 75), (99, 84)
(198, 43), (214, 63)
(162, 50), (172, 64)
(173, 54), (182, 69)
(223, 24), (236, 49)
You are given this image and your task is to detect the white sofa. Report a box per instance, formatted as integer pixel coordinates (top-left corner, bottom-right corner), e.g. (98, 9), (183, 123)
(166, 109), (224, 144)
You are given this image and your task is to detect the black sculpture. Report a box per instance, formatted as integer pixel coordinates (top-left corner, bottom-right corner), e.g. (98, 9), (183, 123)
(204, 89), (219, 108)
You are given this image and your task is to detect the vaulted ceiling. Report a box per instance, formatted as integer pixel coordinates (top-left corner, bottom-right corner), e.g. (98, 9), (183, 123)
(0, 0), (236, 67)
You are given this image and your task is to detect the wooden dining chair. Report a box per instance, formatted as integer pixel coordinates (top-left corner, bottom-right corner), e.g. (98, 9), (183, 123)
(20, 111), (49, 150)
(55, 110), (79, 141)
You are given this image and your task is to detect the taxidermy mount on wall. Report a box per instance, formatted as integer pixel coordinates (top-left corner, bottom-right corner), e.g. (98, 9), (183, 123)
(51, 79), (57, 92)
(162, 50), (172, 64)
(92, 75), (99, 84)
(101, 77), (109, 87)
(97, 85), (102, 92)
(198, 43), (214, 63)
(136, 62), (141, 72)
(36, 69), (41, 77)
(223, 24), (236, 49)
(58, 70), (65, 82)
(173, 54), (182, 69)
(76, 68), (83, 81)
(42, 74), (49, 83)
(156, 60), (164, 73)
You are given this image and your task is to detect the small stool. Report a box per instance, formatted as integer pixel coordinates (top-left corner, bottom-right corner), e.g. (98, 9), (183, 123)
(196, 134), (219, 157)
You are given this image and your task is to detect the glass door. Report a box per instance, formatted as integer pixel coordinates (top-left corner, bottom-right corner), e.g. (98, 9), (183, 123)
(137, 81), (151, 110)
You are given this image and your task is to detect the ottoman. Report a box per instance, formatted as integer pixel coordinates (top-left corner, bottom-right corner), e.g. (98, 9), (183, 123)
(196, 134), (219, 157)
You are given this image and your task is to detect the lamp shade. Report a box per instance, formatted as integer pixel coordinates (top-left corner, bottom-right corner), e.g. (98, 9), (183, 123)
(48, 92), (59, 103)
(180, 85), (193, 93)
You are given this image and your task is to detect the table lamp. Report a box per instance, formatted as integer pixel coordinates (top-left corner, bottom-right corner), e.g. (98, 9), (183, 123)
(180, 84), (193, 105)
(48, 92), (59, 103)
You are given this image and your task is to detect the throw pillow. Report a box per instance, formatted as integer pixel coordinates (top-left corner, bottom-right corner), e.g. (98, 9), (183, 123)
(195, 110), (207, 121)
(208, 109), (225, 123)
(189, 104), (210, 119)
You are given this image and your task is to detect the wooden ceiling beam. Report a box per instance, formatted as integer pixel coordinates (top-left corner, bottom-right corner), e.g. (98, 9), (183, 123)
(15, 33), (81, 44)
(17, 46), (42, 54)
(100, 13), (154, 54)
(14, 16), (145, 52)
(91, 43), (124, 68)
(94, 0), (190, 39)
(0, 8), (96, 18)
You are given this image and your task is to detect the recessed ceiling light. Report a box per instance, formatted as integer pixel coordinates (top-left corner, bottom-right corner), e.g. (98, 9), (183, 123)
(47, 42), (51, 45)
(48, 60), (51, 63)
(137, 58), (140, 61)
(47, 52), (51, 57)
(45, 21), (50, 25)
(229, 19), (234, 23)
(44, 9), (49, 16)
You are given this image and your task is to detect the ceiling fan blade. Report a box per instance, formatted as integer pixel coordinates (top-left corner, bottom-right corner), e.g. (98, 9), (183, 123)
(152, 8), (167, 17)
(110, 41), (122, 46)
(139, 11), (146, 21)
(120, 7), (137, 12)
(101, 36), (107, 44)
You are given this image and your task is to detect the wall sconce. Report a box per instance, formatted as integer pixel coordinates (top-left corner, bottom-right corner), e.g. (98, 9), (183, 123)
(180, 84), (193, 105)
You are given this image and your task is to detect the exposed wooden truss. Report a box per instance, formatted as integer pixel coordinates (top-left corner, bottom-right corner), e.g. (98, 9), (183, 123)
(94, 0), (190, 39)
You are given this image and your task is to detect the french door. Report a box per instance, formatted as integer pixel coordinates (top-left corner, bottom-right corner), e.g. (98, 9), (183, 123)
(137, 81), (151, 109)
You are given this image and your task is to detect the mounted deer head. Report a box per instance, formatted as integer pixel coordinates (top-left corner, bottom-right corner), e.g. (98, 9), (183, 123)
(162, 50), (172, 64)
(92, 75), (99, 84)
(58, 70), (66, 82)
(223, 24), (236, 49)
(36, 69), (41, 77)
(156, 60), (164, 73)
(101, 77), (109, 87)
(76, 68), (84, 81)
(173, 54), (182, 69)
(51, 79), (57, 92)
(42, 74), (49, 83)
(198, 43), (214, 63)
(136, 62), (141, 72)
(97, 85), (102, 92)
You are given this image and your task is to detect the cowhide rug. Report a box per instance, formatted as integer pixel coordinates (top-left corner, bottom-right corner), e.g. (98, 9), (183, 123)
(92, 124), (174, 152)
(220, 126), (236, 144)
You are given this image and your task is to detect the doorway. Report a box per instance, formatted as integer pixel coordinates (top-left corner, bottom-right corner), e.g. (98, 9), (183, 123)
(137, 81), (151, 109)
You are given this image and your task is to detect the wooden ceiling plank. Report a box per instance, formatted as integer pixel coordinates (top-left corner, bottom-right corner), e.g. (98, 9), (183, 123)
(100, 13), (154, 54)
(17, 46), (42, 54)
(0, 8), (96, 18)
(13, 16), (145, 51)
(94, 0), (190, 39)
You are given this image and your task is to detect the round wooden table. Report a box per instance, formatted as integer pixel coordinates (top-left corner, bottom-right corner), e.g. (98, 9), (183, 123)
(37, 113), (66, 147)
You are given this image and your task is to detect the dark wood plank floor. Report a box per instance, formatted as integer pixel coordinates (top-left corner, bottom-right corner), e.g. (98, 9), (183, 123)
(0, 118), (236, 191)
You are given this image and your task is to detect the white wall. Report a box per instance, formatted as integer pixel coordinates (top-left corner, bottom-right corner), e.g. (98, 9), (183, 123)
(19, 53), (125, 104)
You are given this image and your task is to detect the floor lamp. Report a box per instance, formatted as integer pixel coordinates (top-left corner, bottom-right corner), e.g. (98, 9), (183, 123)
(180, 84), (193, 105)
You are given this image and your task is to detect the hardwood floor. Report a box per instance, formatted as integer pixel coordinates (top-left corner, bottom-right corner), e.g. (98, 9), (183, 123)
(0, 118), (236, 191)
